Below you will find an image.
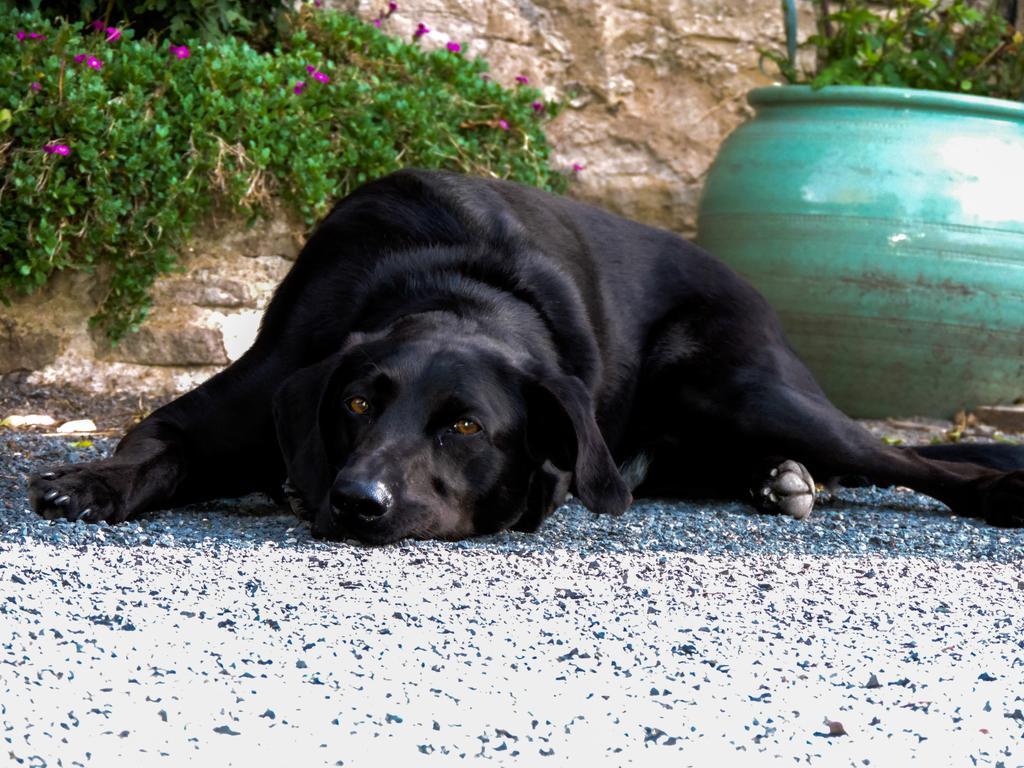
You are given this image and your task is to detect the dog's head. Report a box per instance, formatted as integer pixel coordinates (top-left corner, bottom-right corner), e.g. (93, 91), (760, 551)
(272, 326), (630, 544)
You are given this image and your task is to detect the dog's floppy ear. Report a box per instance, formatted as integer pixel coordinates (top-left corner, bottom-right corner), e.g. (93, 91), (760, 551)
(272, 353), (345, 520)
(524, 374), (632, 517)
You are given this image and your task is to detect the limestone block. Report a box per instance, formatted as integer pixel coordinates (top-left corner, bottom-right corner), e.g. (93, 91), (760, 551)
(94, 308), (229, 367)
(0, 318), (61, 374)
(152, 276), (256, 309)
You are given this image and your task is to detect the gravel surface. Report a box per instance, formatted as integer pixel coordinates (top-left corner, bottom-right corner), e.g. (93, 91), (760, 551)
(2, 431), (1023, 766)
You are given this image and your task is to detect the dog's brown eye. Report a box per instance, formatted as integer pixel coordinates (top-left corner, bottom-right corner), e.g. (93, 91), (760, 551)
(347, 396), (370, 415)
(452, 418), (481, 435)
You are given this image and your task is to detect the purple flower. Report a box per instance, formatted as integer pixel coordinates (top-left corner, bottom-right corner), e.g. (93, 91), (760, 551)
(446, 41), (461, 53)
(30, 81), (41, 91)
(531, 100), (545, 114)
(414, 22), (429, 38)
(169, 44), (190, 59)
(105, 27), (121, 43)
(293, 80), (306, 95)
(17, 31), (47, 42)
(28, 32), (45, 40)
(388, 2), (398, 11)
(515, 75), (528, 85)
(572, 163), (585, 173)
(16, 31), (26, 41)
(306, 64), (316, 73)
(373, 18), (382, 27)
(73, 54), (87, 63)
(43, 143), (71, 156)
(498, 119), (509, 131)
(91, 20), (105, 31)
(314, 0), (323, 6)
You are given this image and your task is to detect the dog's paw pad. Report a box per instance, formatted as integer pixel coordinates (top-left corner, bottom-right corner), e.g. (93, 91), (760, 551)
(752, 460), (815, 520)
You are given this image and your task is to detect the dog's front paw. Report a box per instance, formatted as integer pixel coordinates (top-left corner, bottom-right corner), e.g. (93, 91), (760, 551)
(29, 464), (130, 524)
(751, 459), (815, 520)
(976, 470), (1024, 528)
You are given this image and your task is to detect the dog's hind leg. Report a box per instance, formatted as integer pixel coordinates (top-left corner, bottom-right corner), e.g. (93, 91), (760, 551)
(693, 372), (1022, 527)
(635, 307), (1021, 526)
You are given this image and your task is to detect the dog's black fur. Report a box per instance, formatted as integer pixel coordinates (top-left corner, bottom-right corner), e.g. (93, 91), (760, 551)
(30, 169), (1024, 542)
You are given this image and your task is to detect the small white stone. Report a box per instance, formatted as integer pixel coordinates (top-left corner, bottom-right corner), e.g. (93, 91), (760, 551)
(56, 419), (97, 433)
(1, 414), (56, 428)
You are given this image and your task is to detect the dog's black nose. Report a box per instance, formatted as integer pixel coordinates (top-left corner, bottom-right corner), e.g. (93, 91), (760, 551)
(330, 479), (393, 521)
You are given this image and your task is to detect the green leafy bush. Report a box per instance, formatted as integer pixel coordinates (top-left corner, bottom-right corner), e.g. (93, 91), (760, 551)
(765, 0), (1024, 100)
(1, 7), (565, 340)
(11, 0), (293, 43)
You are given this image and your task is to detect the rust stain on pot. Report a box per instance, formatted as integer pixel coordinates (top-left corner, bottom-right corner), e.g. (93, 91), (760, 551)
(838, 272), (979, 298)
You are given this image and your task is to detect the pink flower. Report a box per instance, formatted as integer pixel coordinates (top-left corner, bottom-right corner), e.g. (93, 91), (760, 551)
(413, 22), (429, 38)
(572, 163), (585, 173)
(105, 27), (121, 43)
(531, 101), (545, 114)
(388, 2), (398, 11)
(314, 0), (323, 6)
(446, 41), (461, 53)
(169, 44), (190, 59)
(72, 54), (103, 70)
(30, 81), (41, 91)
(293, 80), (306, 95)
(18, 31), (47, 42)
(43, 143), (71, 156)
(515, 75), (528, 85)
(373, 18), (382, 27)
(305, 65), (330, 83)
(498, 119), (509, 131)
(91, 20), (105, 31)
(16, 31), (26, 41)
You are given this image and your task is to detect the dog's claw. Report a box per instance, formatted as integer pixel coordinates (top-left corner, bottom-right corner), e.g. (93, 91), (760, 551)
(752, 459), (815, 520)
(76, 507), (93, 522)
(41, 472), (56, 479)
(54, 495), (71, 506)
(43, 489), (59, 501)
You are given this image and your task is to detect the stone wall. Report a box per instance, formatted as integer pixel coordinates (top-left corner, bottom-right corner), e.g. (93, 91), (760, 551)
(336, 0), (802, 234)
(1, 214), (305, 396)
(1, 0), (803, 396)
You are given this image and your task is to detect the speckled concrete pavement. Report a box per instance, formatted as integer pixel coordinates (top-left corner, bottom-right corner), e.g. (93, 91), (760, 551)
(2, 434), (1022, 766)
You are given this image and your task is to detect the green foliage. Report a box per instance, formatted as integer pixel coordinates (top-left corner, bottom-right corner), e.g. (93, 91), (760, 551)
(764, 0), (1024, 100)
(8, 0), (292, 43)
(0, 8), (566, 340)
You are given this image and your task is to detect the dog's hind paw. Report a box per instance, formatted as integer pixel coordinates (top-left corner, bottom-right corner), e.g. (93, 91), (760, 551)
(751, 459), (815, 520)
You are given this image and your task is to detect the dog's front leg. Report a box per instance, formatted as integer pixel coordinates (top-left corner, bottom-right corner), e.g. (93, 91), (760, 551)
(29, 352), (291, 524)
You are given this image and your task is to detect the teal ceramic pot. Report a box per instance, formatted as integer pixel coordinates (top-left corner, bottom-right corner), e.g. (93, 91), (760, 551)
(697, 85), (1024, 418)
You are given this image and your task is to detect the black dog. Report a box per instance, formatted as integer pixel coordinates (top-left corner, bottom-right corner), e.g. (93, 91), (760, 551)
(29, 169), (1024, 543)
